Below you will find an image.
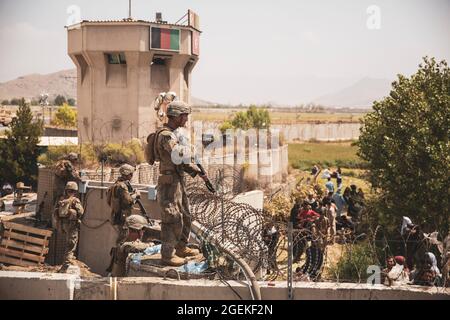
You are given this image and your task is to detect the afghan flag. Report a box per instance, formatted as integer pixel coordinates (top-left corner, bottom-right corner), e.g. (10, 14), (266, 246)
(151, 27), (180, 51)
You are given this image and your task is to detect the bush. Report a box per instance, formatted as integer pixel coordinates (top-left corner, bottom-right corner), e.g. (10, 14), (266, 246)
(1, 100), (9, 105)
(96, 140), (145, 166)
(328, 241), (378, 283)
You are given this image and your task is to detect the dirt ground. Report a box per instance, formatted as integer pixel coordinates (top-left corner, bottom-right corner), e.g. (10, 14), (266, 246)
(0, 259), (101, 278)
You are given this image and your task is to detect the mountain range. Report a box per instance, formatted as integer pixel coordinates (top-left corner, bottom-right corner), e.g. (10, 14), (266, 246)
(0, 69), (392, 108)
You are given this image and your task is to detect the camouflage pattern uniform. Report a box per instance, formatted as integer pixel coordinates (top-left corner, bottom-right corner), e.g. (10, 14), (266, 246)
(53, 153), (80, 204)
(110, 215), (154, 277)
(107, 164), (138, 229)
(53, 182), (84, 266)
(155, 102), (201, 263)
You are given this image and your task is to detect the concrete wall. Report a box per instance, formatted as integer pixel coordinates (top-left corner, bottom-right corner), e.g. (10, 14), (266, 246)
(1, 271), (449, 300)
(78, 182), (264, 276)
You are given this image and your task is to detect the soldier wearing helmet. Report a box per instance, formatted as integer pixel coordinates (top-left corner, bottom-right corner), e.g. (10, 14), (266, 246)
(53, 181), (84, 271)
(154, 101), (208, 267)
(108, 215), (156, 277)
(107, 164), (140, 229)
(53, 152), (81, 204)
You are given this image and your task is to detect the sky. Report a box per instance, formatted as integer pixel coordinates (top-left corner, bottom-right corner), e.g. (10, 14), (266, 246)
(0, 0), (449, 105)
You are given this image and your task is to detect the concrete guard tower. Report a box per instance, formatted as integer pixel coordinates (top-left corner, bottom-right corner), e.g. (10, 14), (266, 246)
(67, 10), (201, 144)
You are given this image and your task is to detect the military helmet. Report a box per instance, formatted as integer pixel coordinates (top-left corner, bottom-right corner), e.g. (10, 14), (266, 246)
(67, 153), (78, 161)
(125, 215), (148, 230)
(119, 164), (135, 176)
(65, 181), (78, 191)
(166, 101), (191, 117)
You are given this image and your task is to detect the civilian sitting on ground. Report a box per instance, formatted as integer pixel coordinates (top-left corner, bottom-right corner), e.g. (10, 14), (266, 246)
(410, 252), (442, 286)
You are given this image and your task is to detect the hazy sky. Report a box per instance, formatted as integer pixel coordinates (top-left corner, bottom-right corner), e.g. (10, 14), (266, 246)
(0, 0), (449, 104)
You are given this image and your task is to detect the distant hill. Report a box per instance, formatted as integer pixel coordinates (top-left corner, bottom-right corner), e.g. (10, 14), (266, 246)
(313, 77), (393, 108)
(0, 69), (216, 105)
(0, 69), (77, 101)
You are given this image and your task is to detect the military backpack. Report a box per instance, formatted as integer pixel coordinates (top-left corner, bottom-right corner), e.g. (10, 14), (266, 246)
(145, 127), (170, 165)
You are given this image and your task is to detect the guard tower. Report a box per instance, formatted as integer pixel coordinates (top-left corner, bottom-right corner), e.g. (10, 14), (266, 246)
(67, 10), (201, 143)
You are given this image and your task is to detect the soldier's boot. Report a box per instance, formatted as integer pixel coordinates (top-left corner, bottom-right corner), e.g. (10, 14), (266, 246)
(175, 246), (200, 258)
(161, 255), (186, 267)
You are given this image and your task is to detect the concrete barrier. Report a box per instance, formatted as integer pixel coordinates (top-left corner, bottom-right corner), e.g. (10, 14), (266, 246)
(1, 271), (449, 300)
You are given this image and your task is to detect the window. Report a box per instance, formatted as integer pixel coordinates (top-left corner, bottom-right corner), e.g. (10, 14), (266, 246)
(107, 53), (126, 65)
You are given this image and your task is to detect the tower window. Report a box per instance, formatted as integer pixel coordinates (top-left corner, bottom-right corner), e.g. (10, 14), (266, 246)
(107, 53), (126, 65)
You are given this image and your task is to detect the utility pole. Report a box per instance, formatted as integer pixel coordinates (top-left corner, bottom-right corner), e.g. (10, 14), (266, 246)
(128, 0), (132, 19)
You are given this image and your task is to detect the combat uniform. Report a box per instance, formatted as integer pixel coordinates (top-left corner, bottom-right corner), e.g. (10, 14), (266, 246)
(155, 102), (201, 264)
(109, 215), (154, 277)
(107, 164), (137, 229)
(53, 182), (84, 266)
(53, 153), (80, 204)
(111, 239), (153, 277)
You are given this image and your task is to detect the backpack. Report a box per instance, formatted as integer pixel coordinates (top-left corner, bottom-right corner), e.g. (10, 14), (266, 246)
(58, 198), (73, 218)
(145, 127), (169, 165)
(54, 160), (70, 179)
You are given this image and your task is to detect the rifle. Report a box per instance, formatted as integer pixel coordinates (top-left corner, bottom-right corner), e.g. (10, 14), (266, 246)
(125, 181), (153, 225)
(197, 163), (215, 193)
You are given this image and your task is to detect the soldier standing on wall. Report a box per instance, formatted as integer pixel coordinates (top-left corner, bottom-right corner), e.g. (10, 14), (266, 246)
(154, 101), (209, 267)
(107, 164), (140, 232)
(53, 181), (84, 271)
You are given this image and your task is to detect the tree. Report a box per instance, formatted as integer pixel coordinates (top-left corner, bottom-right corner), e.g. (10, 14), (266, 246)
(230, 106), (271, 130)
(54, 95), (67, 106)
(0, 98), (43, 188)
(357, 57), (450, 233)
(1, 100), (9, 105)
(10, 98), (21, 105)
(51, 103), (77, 127)
(67, 98), (76, 106)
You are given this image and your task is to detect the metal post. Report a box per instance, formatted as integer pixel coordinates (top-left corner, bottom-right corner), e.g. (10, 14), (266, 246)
(101, 159), (104, 199)
(128, 0), (132, 19)
(287, 222), (293, 300)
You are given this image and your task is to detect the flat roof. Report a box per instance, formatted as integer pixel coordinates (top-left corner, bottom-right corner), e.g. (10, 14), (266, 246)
(66, 19), (201, 33)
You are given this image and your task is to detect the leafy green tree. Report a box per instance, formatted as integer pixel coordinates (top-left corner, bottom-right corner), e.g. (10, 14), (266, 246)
(230, 106), (271, 130)
(357, 57), (450, 233)
(231, 111), (251, 130)
(0, 98), (43, 187)
(52, 103), (77, 127)
(54, 95), (67, 106)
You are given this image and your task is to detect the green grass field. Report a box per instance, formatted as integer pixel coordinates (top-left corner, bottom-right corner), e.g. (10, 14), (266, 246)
(288, 141), (366, 170)
(289, 141), (372, 194)
(192, 111), (365, 124)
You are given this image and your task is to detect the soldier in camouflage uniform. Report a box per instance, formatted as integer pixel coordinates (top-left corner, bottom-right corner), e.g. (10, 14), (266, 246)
(53, 152), (81, 204)
(107, 164), (140, 229)
(53, 181), (84, 270)
(155, 101), (208, 266)
(108, 215), (155, 277)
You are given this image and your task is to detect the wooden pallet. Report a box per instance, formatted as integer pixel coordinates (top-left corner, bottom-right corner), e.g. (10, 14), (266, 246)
(0, 221), (52, 267)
